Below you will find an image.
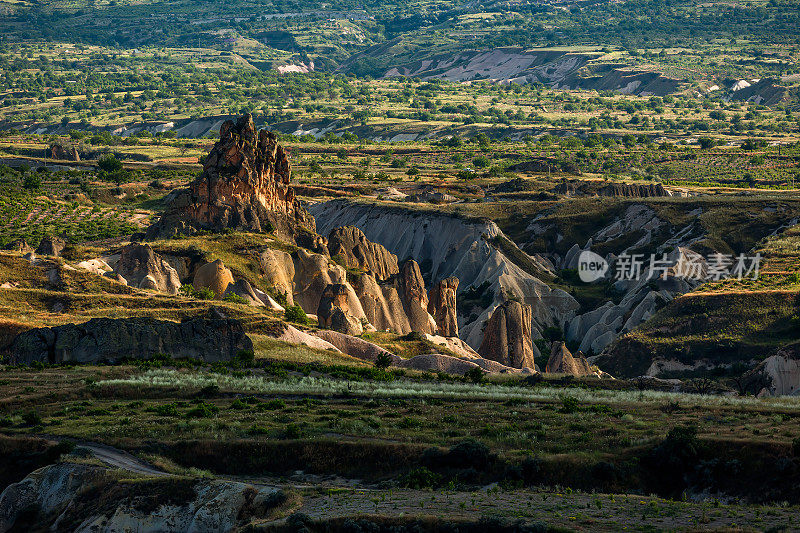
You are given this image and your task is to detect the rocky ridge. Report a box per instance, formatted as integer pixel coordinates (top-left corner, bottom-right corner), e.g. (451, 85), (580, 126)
(145, 113), (315, 242)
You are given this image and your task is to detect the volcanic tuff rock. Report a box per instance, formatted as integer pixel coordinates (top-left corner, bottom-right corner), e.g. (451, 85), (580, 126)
(0, 462), (284, 532)
(327, 225), (399, 280)
(10, 314), (253, 364)
(35, 235), (66, 257)
(49, 143), (80, 161)
(317, 283), (365, 336)
(545, 341), (593, 376)
(478, 300), (536, 369)
(398, 260), (437, 335)
(193, 259), (235, 298)
(145, 113), (315, 241)
(310, 200), (579, 349)
(428, 277), (459, 337)
(114, 243), (181, 295)
(223, 279), (265, 306)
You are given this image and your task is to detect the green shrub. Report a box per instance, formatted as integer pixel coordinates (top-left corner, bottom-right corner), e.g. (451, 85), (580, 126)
(465, 366), (484, 383)
(22, 410), (42, 426)
(223, 292), (248, 304)
(374, 352), (393, 370)
(284, 423), (304, 439)
(186, 401), (218, 419)
(400, 466), (441, 489)
(284, 305), (308, 324)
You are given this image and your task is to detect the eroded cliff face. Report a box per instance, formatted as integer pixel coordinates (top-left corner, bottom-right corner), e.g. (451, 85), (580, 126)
(327, 226), (399, 280)
(310, 200), (580, 349)
(146, 113), (315, 241)
(0, 463), (285, 532)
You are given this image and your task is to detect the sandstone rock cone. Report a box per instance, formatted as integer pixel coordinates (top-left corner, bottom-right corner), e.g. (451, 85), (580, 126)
(114, 243), (181, 295)
(193, 259), (234, 298)
(398, 260), (437, 334)
(317, 283), (364, 336)
(327, 226), (399, 281)
(36, 236), (65, 257)
(145, 113), (315, 241)
(545, 341), (593, 376)
(478, 300), (535, 369)
(428, 277), (459, 337)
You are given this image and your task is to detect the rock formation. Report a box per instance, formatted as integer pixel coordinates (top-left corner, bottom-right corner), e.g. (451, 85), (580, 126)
(545, 341), (593, 376)
(317, 283), (364, 336)
(114, 243), (181, 295)
(478, 300), (536, 369)
(4, 239), (33, 254)
(11, 314), (253, 364)
(49, 143), (80, 161)
(223, 279), (265, 306)
(428, 277), (459, 337)
(397, 260), (437, 335)
(0, 462), (284, 532)
(35, 236), (65, 257)
(145, 113), (315, 241)
(193, 259), (234, 298)
(327, 225), (399, 280)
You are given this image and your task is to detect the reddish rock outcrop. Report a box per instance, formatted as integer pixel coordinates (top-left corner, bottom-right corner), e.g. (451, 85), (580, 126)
(115, 243), (181, 295)
(428, 277), (459, 337)
(397, 260), (437, 335)
(327, 226), (399, 281)
(317, 283), (364, 336)
(478, 300), (535, 369)
(146, 113), (315, 241)
(545, 341), (593, 376)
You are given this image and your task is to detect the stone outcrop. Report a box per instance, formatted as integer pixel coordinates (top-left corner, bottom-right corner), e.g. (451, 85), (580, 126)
(745, 343), (800, 396)
(310, 200), (580, 349)
(193, 259), (234, 298)
(478, 300), (536, 369)
(114, 243), (181, 295)
(223, 279), (264, 306)
(327, 225), (399, 280)
(49, 143), (80, 161)
(10, 314), (253, 364)
(428, 277), (459, 337)
(397, 260), (437, 335)
(317, 283), (364, 336)
(35, 236), (65, 257)
(145, 113), (315, 241)
(545, 341), (593, 376)
(598, 182), (670, 198)
(0, 462), (284, 533)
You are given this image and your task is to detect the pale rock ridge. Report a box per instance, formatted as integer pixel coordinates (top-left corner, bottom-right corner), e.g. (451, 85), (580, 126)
(310, 200), (579, 348)
(0, 463), (284, 532)
(114, 243), (181, 295)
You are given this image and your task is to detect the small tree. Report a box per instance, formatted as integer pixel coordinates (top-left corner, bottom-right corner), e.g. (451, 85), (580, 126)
(374, 352), (393, 370)
(97, 153), (122, 172)
(23, 174), (42, 190)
